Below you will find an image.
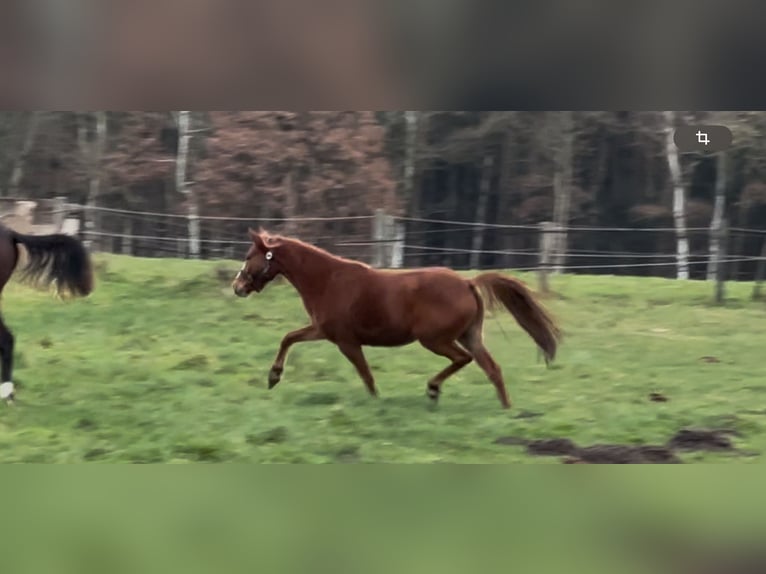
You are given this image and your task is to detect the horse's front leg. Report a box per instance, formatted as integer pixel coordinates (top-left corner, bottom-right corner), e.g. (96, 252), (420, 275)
(268, 325), (324, 388)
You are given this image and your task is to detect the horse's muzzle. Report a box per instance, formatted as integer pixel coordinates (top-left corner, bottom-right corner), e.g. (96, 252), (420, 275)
(233, 285), (249, 297)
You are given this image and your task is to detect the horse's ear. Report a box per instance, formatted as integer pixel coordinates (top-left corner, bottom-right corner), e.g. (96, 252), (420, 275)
(248, 228), (266, 249)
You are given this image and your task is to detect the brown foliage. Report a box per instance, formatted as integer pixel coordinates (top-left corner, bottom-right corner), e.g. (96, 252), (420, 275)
(195, 112), (398, 225)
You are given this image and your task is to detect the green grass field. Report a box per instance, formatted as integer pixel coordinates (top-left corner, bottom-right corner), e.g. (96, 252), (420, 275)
(0, 253), (764, 463)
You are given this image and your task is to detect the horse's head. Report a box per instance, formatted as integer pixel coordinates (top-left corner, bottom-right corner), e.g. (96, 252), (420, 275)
(232, 228), (282, 297)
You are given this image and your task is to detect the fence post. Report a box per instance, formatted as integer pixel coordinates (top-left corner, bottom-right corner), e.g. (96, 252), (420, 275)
(538, 221), (555, 293)
(383, 213), (395, 267)
(372, 209), (385, 268)
(52, 196), (66, 231)
(752, 237), (766, 300)
(121, 217), (133, 255)
(714, 218), (728, 305)
(391, 220), (405, 269)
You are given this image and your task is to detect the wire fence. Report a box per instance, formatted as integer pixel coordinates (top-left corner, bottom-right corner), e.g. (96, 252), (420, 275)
(2, 198), (765, 282)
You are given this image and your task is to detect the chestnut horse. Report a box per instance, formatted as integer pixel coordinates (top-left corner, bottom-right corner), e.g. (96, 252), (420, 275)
(0, 223), (93, 402)
(232, 229), (561, 409)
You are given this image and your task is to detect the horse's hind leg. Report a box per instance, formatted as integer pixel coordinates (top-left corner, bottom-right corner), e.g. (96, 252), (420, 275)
(419, 340), (472, 403)
(459, 328), (511, 409)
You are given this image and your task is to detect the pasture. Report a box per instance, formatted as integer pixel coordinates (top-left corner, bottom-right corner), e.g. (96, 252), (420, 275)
(0, 253), (764, 463)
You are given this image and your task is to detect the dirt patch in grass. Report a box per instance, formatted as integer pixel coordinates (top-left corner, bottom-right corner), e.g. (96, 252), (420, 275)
(667, 428), (735, 451)
(495, 426), (738, 463)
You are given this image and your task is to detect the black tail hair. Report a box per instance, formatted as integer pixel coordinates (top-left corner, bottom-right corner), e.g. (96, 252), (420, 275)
(12, 231), (93, 297)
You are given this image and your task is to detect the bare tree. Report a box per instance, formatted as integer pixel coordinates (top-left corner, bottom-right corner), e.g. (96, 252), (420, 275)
(664, 111), (689, 280)
(469, 151), (494, 269)
(707, 151), (727, 280)
(552, 111), (574, 273)
(6, 112), (41, 197)
(403, 111), (424, 266)
(175, 111), (200, 258)
(78, 112), (107, 250)
(403, 111), (419, 211)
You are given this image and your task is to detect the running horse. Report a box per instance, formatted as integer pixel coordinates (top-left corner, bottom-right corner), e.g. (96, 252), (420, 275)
(0, 223), (93, 403)
(232, 229), (561, 409)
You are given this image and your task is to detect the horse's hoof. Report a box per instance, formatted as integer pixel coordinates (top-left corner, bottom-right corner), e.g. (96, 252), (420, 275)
(268, 368), (282, 389)
(426, 384), (440, 401)
(0, 382), (15, 404)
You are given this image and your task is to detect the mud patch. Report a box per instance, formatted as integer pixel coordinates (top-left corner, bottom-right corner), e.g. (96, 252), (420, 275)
(569, 445), (680, 464)
(527, 438), (577, 456)
(668, 428), (734, 451)
(495, 426), (737, 463)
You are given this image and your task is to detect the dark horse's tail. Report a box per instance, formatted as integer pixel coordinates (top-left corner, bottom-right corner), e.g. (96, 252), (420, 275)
(11, 231), (93, 297)
(472, 272), (561, 364)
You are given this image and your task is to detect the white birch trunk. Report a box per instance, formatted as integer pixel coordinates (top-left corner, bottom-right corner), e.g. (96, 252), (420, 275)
(664, 111), (690, 280)
(176, 111), (200, 258)
(552, 111), (574, 273)
(79, 112), (106, 251)
(7, 112), (41, 197)
(403, 111), (418, 206)
(707, 151), (726, 280)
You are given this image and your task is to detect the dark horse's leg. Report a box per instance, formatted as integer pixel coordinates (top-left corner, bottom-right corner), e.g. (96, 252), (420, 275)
(0, 233), (15, 402)
(0, 314), (14, 390)
(336, 342), (378, 397)
(419, 340), (472, 402)
(269, 324), (324, 388)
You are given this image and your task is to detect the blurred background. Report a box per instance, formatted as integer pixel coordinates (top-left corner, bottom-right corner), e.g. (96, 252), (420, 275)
(1, 110), (764, 283)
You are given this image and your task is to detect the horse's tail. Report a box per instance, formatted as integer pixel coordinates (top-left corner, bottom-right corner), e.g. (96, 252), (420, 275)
(11, 231), (94, 298)
(472, 272), (561, 364)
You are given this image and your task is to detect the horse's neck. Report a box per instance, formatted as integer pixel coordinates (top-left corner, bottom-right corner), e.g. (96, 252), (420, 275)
(280, 243), (340, 299)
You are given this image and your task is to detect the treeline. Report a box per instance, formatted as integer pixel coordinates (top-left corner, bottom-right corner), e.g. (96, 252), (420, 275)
(0, 111), (764, 278)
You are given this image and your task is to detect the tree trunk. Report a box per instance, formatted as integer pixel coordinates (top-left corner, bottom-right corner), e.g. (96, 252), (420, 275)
(444, 165), (459, 267)
(403, 111), (418, 210)
(6, 112), (41, 197)
(664, 111), (690, 280)
(176, 111), (200, 258)
(79, 112), (106, 251)
(552, 111), (574, 273)
(707, 151), (727, 280)
(496, 131), (515, 269)
(403, 111), (422, 265)
(283, 169), (299, 236)
(469, 152), (494, 269)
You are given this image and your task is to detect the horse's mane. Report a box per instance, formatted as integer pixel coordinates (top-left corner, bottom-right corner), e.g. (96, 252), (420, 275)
(263, 232), (371, 269)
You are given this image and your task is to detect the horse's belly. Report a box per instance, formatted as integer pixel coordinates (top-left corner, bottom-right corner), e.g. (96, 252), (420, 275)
(357, 330), (416, 347)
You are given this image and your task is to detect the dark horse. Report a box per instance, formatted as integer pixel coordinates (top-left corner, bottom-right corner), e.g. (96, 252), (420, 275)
(0, 223), (93, 402)
(232, 229), (561, 409)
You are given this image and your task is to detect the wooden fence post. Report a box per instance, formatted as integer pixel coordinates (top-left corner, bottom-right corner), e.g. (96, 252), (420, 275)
(52, 196), (66, 231)
(372, 209), (385, 268)
(391, 220), (405, 269)
(752, 237), (766, 300)
(538, 221), (555, 294)
(714, 218), (728, 305)
(383, 213), (395, 267)
(121, 217), (133, 255)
